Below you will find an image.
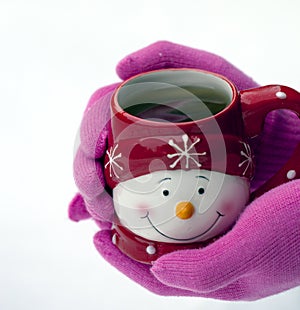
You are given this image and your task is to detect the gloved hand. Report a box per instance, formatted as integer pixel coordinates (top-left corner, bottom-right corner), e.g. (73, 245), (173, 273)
(69, 41), (300, 301)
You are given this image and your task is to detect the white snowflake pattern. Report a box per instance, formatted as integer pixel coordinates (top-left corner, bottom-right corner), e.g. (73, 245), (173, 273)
(167, 134), (207, 169)
(238, 141), (253, 175)
(105, 144), (123, 178)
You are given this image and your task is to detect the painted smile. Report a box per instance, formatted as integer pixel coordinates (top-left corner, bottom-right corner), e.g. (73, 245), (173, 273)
(141, 211), (224, 241)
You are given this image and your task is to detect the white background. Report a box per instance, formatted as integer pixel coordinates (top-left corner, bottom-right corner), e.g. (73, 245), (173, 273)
(1, 0), (300, 309)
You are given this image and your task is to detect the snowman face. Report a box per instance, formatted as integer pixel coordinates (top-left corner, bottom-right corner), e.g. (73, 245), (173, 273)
(113, 169), (249, 243)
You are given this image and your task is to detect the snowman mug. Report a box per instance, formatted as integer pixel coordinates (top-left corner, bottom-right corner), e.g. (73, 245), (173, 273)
(103, 68), (300, 264)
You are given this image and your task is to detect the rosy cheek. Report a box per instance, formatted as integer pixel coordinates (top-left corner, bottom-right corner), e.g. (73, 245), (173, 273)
(136, 204), (151, 216)
(220, 201), (234, 215)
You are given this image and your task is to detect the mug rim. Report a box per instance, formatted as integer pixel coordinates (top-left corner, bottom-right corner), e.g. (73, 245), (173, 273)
(112, 68), (238, 126)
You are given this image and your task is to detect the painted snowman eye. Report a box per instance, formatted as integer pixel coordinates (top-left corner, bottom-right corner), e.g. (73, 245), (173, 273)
(162, 189), (170, 197)
(198, 187), (205, 195)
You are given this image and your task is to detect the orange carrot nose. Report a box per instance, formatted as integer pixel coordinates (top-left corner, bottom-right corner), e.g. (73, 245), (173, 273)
(175, 201), (195, 220)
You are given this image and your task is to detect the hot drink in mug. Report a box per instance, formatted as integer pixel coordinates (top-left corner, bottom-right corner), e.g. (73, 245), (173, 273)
(104, 69), (300, 264)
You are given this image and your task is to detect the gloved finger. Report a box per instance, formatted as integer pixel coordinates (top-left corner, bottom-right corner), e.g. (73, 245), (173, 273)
(250, 109), (300, 192)
(80, 83), (119, 158)
(73, 148), (105, 199)
(152, 180), (300, 295)
(94, 229), (198, 297)
(151, 239), (248, 294)
(116, 41), (258, 90)
(73, 150), (115, 223)
(85, 191), (114, 223)
(68, 193), (91, 222)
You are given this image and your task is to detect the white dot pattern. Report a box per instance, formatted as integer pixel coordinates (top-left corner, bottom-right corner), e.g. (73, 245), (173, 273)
(146, 245), (156, 255)
(276, 91), (287, 99)
(287, 170), (296, 180)
(112, 233), (117, 245)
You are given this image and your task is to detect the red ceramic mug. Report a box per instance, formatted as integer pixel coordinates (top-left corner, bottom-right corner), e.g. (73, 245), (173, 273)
(104, 68), (300, 264)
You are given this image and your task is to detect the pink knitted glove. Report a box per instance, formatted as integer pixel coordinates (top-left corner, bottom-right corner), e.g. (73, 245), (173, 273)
(70, 83), (120, 228)
(69, 41), (300, 301)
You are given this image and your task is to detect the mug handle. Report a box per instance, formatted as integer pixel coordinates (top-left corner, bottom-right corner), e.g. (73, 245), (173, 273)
(240, 85), (300, 199)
